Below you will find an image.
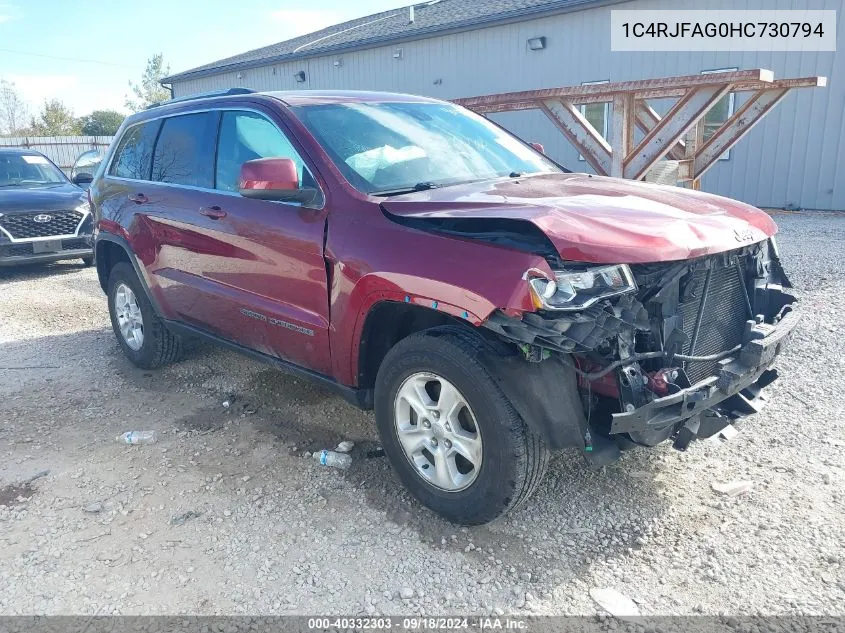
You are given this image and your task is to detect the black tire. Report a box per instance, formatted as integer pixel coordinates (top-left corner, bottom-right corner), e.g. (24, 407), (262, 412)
(107, 262), (182, 369)
(374, 328), (550, 525)
(81, 256), (94, 267)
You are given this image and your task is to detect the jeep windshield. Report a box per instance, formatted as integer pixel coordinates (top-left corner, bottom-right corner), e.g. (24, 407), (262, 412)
(292, 101), (562, 195)
(0, 153), (67, 187)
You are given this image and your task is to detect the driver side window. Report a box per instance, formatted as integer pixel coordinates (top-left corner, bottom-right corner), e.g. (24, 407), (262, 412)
(215, 111), (309, 192)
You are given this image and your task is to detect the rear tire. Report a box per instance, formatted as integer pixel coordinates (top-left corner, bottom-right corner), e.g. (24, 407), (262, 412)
(374, 328), (549, 525)
(81, 256), (94, 267)
(107, 262), (182, 369)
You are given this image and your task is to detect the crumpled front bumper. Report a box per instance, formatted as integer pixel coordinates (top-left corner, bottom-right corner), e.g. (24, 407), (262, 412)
(609, 307), (801, 436)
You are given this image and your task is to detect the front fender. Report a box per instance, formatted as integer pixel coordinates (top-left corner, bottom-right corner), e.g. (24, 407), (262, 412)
(333, 258), (550, 386)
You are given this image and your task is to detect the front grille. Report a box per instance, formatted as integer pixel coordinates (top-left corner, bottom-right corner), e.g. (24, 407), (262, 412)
(62, 238), (90, 250)
(2, 243), (34, 257)
(679, 261), (750, 383)
(0, 211), (83, 239)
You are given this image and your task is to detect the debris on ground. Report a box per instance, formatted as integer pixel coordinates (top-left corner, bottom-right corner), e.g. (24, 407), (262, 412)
(711, 480), (754, 497)
(21, 470), (50, 485)
(117, 431), (158, 445)
(83, 502), (103, 514)
(169, 510), (202, 527)
(717, 426), (740, 442)
(589, 587), (641, 618)
(314, 450), (352, 470)
(335, 441), (354, 453)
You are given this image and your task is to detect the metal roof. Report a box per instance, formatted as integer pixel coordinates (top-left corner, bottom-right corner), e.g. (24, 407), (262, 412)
(162, 0), (610, 84)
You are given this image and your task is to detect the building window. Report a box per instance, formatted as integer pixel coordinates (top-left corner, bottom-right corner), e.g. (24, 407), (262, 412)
(701, 68), (737, 160)
(579, 80), (609, 161)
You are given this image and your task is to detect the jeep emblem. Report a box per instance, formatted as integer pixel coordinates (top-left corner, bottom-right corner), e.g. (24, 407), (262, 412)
(734, 228), (753, 242)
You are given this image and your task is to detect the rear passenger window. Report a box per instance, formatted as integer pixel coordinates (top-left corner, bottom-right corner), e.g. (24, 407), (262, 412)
(152, 112), (219, 188)
(215, 111), (309, 192)
(109, 120), (161, 180)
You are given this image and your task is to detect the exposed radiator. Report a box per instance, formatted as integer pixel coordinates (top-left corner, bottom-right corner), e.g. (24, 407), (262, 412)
(679, 260), (750, 383)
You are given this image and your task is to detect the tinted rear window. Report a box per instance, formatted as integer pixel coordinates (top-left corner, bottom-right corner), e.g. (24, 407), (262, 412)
(152, 112), (219, 188)
(109, 120), (161, 180)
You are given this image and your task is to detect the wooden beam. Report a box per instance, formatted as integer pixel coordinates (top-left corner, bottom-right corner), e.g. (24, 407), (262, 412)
(455, 76), (824, 114)
(624, 85), (731, 180)
(684, 122), (704, 190)
(453, 69), (774, 110)
(610, 93), (635, 177)
(539, 99), (612, 176)
(635, 102), (686, 160)
(693, 88), (790, 179)
(455, 72), (825, 188)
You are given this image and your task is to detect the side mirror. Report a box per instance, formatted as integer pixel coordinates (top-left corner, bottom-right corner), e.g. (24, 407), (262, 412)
(529, 142), (546, 155)
(238, 158), (319, 205)
(72, 172), (94, 186)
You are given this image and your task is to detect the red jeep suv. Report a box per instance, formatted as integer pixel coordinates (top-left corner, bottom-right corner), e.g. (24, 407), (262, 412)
(90, 89), (798, 525)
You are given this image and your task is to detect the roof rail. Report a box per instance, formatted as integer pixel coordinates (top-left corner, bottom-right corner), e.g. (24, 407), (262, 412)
(146, 87), (255, 109)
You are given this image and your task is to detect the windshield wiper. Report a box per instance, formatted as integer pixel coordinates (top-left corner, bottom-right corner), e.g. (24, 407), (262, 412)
(0, 183), (22, 188)
(371, 182), (440, 197)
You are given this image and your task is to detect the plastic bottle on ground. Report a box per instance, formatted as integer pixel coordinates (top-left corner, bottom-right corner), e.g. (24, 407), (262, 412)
(314, 449), (352, 470)
(117, 431), (158, 445)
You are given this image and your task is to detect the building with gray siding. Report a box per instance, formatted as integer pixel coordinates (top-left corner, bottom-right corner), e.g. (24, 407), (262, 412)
(163, 0), (844, 211)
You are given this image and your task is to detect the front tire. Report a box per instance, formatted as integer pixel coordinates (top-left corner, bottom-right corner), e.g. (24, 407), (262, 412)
(107, 262), (182, 369)
(374, 329), (549, 525)
(81, 256), (94, 267)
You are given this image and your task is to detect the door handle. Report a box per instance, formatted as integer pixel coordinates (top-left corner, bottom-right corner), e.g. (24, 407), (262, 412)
(128, 193), (148, 204)
(199, 205), (226, 220)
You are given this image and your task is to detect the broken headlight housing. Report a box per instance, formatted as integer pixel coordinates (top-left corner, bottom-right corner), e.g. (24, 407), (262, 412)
(528, 264), (637, 311)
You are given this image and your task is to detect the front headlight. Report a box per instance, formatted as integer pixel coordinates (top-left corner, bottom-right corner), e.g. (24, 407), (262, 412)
(527, 264), (637, 311)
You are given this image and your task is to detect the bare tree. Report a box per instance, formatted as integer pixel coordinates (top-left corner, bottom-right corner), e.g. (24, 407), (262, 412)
(0, 80), (29, 136)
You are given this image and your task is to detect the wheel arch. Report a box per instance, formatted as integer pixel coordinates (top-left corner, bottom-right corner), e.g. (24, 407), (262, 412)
(95, 232), (164, 317)
(95, 237), (131, 294)
(357, 301), (474, 393)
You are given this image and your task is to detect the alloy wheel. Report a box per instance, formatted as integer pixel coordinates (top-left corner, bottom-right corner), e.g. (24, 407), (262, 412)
(393, 372), (482, 492)
(114, 283), (144, 351)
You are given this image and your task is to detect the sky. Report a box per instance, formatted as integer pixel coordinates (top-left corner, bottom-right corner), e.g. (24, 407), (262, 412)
(0, 0), (409, 117)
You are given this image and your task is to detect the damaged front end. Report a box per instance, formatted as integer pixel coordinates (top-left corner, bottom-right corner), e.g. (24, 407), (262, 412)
(483, 238), (799, 459)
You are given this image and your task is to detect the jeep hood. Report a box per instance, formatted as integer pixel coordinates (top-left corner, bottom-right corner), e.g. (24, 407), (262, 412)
(380, 173), (777, 264)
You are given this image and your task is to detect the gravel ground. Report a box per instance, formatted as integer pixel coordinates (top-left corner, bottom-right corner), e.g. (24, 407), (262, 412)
(0, 211), (843, 617)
